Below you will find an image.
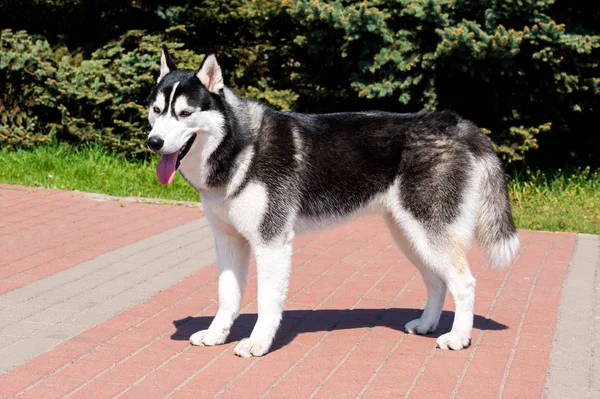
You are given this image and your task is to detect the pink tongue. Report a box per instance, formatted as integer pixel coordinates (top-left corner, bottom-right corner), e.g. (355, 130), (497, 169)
(156, 151), (179, 185)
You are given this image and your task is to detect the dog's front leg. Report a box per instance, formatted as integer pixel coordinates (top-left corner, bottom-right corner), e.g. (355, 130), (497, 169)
(234, 235), (293, 357)
(190, 226), (250, 347)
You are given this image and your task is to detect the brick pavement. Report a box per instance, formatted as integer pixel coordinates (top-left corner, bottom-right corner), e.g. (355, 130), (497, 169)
(0, 185), (202, 295)
(0, 185), (596, 398)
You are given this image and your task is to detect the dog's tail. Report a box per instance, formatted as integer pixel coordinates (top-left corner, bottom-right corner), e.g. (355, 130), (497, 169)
(474, 154), (520, 269)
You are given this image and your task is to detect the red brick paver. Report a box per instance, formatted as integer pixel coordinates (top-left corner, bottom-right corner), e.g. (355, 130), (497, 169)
(0, 187), (578, 399)
(0, 185), (202, 295)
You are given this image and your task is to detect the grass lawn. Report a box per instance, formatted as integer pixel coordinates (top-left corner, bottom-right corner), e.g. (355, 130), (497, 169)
(508, 167), (600, 235)
(0, 144), (199, 202)
(1, 144), (599, 234)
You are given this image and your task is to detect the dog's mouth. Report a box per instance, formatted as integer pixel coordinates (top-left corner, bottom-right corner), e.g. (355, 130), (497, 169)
(156, 134), (196, 185)
(176, 134), (196, 170)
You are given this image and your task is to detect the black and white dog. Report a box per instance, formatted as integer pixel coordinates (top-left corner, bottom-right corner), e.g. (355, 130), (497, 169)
(146, 47), (519, 357)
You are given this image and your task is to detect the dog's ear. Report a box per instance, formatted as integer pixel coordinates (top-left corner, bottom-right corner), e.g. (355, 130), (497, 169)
(158, 45), (177, 83)
(196, 54), (224, 93)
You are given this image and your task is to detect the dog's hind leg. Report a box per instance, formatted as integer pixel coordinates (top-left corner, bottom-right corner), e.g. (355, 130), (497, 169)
(190, 223), (250, 347)
(384, 216), (447, 335)
(386, 213), (475, 350)
(234, 232), (293, 358)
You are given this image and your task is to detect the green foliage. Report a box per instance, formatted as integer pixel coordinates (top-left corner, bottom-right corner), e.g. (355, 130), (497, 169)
(167, 0), (302, 111)
(509, 166), (600, 234)
(1, 0), (599, 166)
(0, 142), (199, 202)
(284, 0), (599, 164)
(1, 27), (204, 155)
(0, 30), (56, 147)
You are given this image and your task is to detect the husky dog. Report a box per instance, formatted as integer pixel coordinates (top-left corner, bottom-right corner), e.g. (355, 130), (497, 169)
(146, 46), (519, 358)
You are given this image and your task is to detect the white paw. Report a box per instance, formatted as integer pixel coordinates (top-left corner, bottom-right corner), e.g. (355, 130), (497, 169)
(405, 318), (438, 335)
(190, 328), (228, 346)
(233, 337), (270, 358)
(436, 332), (470, 350)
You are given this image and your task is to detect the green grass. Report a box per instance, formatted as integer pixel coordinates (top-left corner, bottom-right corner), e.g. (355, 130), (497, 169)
(0, 143), (199, 202)
(1, 144), (599, 234)
(509, 167), (600, 234)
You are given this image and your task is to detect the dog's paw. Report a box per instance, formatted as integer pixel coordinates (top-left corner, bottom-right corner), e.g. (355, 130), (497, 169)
(405, 318), (438, 335)
(233, 337), (270, 358)
(190, 329), (228, 346)
(436, 332), (470, 350)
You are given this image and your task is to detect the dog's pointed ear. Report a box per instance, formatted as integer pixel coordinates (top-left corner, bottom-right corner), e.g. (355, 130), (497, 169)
(196, 54), (224, 93)
(158, 45), (177, 83)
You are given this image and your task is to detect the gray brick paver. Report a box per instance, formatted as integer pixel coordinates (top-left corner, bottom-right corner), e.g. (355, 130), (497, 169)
(545, 234), (600, 398)
(0, 219), (209, 307)
(32, 322), (89, 341)
(0, 221), (210, 315)
(0, 321), (54, 338)
(0, 337), (63, 371)
(66, 309), (116, 328)
(0, 303), (46, 321)
(0, 217), (216, 373)
(51, 236), (211, 310)
(0, 335), (19, 351)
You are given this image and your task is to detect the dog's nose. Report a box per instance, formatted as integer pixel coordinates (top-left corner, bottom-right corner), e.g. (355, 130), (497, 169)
(146, 136), (164, 151)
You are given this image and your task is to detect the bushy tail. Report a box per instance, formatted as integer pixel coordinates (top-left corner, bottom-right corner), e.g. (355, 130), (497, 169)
(475, 155), (520, 269)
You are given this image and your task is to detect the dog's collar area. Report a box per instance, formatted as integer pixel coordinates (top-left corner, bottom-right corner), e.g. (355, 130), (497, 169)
(176, 134), (197, 170)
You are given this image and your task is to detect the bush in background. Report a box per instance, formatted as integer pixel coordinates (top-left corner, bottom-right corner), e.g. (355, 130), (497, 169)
(284, 0), (599, 164)
(1, 27), (203, 155)
(1, 30), (58, 148)
(1, 0), (598, 167)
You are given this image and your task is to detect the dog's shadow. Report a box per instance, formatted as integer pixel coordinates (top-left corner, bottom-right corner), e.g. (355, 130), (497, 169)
(170, 308), (507, 353)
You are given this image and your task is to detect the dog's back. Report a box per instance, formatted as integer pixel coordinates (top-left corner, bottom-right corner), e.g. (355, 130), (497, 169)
(243, 108), (518, 270)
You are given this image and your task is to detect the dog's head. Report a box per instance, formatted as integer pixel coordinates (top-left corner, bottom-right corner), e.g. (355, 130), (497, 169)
(146, 46), (225, 185)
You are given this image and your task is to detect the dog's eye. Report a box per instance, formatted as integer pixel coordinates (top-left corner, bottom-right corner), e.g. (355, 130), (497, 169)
(180, 110), (193, 117)
(153, 105), (161, 113)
